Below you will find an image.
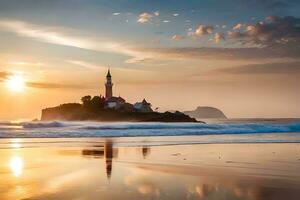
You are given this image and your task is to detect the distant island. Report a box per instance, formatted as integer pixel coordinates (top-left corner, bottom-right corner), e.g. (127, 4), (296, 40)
(184, 106), (227, 119)
(41, 70), (199, 123)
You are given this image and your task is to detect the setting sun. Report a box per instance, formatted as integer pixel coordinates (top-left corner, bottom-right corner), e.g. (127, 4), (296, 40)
(6, 75), (25, 92)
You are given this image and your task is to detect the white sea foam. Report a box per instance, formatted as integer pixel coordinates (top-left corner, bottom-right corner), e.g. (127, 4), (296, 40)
(0, 121), (300, 137)
(21, 121), (66, 128)
(0, 120), (300, 140)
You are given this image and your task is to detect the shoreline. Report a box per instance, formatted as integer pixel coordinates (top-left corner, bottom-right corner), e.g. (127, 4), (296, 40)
(1, 135), (300, 148)
(1, 130), (300, 145)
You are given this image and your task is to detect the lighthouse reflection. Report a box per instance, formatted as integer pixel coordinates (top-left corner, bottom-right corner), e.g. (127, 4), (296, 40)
(142, 146), (151, 159)
(81, 140), (152, 179)
(104, 140), (113, 179)
(81, 140), (117, 180)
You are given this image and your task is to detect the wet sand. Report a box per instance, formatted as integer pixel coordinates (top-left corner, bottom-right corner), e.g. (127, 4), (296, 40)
(0, 137), (300, 200)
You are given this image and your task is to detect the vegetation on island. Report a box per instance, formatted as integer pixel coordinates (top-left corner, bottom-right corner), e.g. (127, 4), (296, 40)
(41, 95), (199, 122)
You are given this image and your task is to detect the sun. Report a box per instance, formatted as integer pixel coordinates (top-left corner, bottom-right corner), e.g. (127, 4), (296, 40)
(6, 75), (26, 92)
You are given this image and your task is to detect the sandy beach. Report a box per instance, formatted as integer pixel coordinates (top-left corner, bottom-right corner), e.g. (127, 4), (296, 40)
(0, 137), (300, 200)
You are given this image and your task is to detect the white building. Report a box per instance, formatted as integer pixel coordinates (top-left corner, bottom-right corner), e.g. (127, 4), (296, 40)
(106, 96), (126, 109)
(133, 99), (153, 112)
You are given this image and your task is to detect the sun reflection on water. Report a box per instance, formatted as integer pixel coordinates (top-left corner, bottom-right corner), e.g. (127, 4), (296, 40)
(11, 139), (22, 149)
(10, 156), (23, 177)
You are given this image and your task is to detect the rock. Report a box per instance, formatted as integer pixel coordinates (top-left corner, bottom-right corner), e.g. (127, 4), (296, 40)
(184, 106), (227, 119)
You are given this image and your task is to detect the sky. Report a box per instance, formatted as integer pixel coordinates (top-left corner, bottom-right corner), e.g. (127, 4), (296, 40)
(0, 0), (300, 120)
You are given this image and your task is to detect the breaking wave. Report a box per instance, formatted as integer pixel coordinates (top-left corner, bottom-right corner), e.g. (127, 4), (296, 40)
(21, 121), (66, 128)
(80, 123), (300, 133)
(0, 120), (300, 139)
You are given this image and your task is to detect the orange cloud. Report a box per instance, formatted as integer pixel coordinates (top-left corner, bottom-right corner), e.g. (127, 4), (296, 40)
(137, 13), (153, 23)
(0, 71), (10, 81)
(194, 25), (214, 36)
(26, 82), (87, 89)
(171, 34), (185, 40)
(214, 33), (224, 43)
(233, 23), (243, 30)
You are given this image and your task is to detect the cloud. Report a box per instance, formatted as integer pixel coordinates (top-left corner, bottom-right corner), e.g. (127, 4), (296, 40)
(227, 16), (300, 47)
(190, 25), (214, 37)
(130, 46), (298, 62)
(227, 31), (244, 39)
(0, 20), (93, 49)
(0, 19), (135, 56)
(137, 11), (161, 23)
(0, 19), (157, 64)
(171, 34), (185, 40)
(0, 71), (10, 81)
(10, 61), (44, 66)
(0, 19), (142, 61)
(233, 23), (243, 30)
(2, 18), (299, 66)
(214, 33), (225, 43)
(137, 13), (153, 23)
(26, 82), (86, 89)
(125, 57), (153, 64)
(0, 70), (83, 89)
(66, 60), (106, 70)
(214, 61), (300, 74)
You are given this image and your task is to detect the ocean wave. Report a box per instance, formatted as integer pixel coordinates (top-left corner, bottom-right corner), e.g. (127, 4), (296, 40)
(0, 121), (21, 126)
(79, 123), (300, 134)
(0, 120), (300, 138)
(21, 121), (66, 128)
(81, 123), (205, 130)
(0, 121), (67, 128)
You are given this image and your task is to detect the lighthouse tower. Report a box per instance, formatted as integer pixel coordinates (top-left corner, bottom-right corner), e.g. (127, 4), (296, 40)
(105, 69), (113, 99)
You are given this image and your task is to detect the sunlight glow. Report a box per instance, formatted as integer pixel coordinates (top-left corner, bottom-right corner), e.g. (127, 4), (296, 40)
(11, 139), (22, 148)
(10, 156), (23, 177)
(6, 75), (25, 92)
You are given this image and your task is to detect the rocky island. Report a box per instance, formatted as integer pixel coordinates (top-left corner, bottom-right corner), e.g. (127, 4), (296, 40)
(184, 106), (227, 119)
(41, 70), (198, 123)
(41, 103), (197, 122)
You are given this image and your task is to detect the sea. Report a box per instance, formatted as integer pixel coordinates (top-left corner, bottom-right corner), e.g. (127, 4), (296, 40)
(0, 118), (300, 144)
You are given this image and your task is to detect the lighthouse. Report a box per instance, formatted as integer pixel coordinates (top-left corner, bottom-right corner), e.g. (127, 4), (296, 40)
(105, 69), (113, 99)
